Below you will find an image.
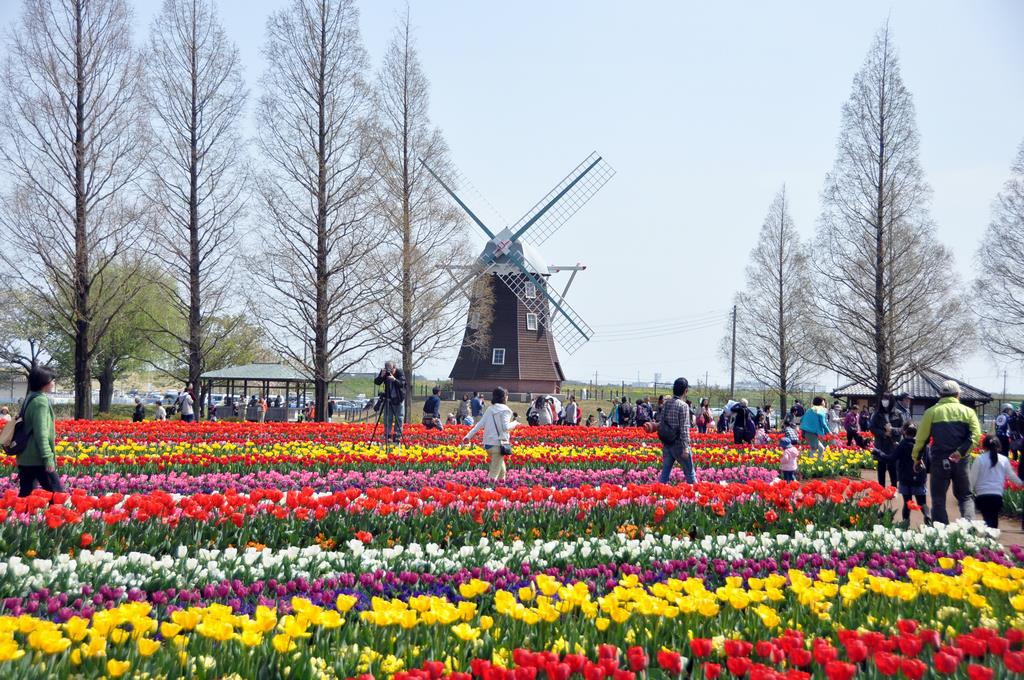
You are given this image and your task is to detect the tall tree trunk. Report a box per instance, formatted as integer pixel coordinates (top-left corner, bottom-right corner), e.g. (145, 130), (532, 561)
(96, 362), (115, 413)
(73, 0), (92, 420)
(400, 41), (414, 409)
(313, 10), (329, 423)
(187, 8), (203, 416)
(874, 47), (888, 405)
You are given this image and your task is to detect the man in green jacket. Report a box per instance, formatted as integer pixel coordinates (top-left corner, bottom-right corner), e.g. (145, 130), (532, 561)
(16, 366), (63, 497)
(912, 380), (981, 525)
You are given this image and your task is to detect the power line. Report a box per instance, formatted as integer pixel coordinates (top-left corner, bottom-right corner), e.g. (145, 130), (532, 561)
(592, 309), (729, 329)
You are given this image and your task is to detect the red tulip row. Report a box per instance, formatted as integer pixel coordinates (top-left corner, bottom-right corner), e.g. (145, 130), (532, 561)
(2, 477), (893, 528)
(354, 623), (1022, 680)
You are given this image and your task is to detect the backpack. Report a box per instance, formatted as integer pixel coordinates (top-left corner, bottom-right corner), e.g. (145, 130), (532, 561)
(743, 412), (756, 441)
(657, 402), (681, 446)
(0, 393), (40, 457)
(635, 404), (650, 425)
(618, 403), (633, 425)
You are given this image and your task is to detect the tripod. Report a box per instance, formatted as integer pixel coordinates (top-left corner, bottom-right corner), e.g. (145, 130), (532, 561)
(369, 396), (400, 454)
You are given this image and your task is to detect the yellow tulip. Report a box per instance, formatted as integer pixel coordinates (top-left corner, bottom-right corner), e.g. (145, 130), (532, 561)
(241, 630), (264, 647)
(451, 623), (480, 642)
(595, 618), (610, 631)
(137, 637), (160, 657)
(107, 659), (131, 678)
(272, 633), (297, 654)
(160, 622), (182, 639)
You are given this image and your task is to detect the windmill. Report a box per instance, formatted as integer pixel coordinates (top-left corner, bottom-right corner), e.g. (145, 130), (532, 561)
(421, 152), (614, 396)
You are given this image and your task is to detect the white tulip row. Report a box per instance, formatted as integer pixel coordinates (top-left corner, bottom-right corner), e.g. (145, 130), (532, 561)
(0, 520), (1002, 595)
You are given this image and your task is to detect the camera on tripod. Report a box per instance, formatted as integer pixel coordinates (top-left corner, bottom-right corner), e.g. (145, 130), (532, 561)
(373, 393), (386, 413)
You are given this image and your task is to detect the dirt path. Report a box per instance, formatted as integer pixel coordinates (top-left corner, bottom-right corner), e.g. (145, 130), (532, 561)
(859, 469), (1024, 547)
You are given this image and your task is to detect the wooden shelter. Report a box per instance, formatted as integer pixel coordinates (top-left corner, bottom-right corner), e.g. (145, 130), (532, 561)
(199, 363), (338, 421)
(831, 368), (993, 421)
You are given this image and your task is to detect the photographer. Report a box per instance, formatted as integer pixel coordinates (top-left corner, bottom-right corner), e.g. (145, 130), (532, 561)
(373, 361), (407, 445)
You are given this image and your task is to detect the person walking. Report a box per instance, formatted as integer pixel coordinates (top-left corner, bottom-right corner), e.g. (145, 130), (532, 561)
(16, 366), (63, 497)
(730, 399), (755, 445)
(970, 434), (1023, 529)
(799, 397), (830, 460)
(616, 397), (634, 428)
(696, 398), (712, 434)
(778, 437), (800, 481)
(470, 392), (485, 424)
(827, 401), (842, 435)
(176, 388), (195, 423)
(564, 395), (579, 426)
(996, 404), (1016, 458)
(869, 396), (899, 487)
(154, 401), (167, 421)
(132, 398), (145, 422)
(874, 424), (930, 525)
(373, 361), (407, 445)
(658, 378), (695, 484)
(891, 393), (913, 434)
(457, 394), (471, 425)
(634, 398), (652, 428)
(843, 406), (865, 447)
(422, 386), (444, 431)
(912, 380), (981, 525)
(462, 387), (519, 483)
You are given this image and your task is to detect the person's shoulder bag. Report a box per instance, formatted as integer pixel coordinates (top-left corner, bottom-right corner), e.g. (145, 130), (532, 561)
(491, 409), (512, 456)
(0, 393), (41, 457)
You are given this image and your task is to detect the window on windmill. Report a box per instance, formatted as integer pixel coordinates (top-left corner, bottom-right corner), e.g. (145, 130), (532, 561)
(524, 282), (537, 299)
(468, 311), (481, 329)
(492, 348), (505, 366)
(526, 313), (538, 331)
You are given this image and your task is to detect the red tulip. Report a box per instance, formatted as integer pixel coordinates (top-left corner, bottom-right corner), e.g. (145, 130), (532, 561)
(1004, 651), (1024, 673)
(690, 639), (713, 659)
(937, 655), (958, 675)
(844, 640), (868, 664)
(823, 661), (856, 680)
(583, 664), (603, 680)
(424, 662), (445, 679)
(900, 658), (926, 680)
(725, 657), (751, 677)
(897, 620), (919, 635)
(702, 663), (721, 680)
(563, 656), (586, 674)
(788, 648), (811, 668)
(897, 635), (923, 658)
(873, 652), (900, 676)
(724, 640), (753, 658)
(656, 650), (683, 675)
(966, 665), (993, 680)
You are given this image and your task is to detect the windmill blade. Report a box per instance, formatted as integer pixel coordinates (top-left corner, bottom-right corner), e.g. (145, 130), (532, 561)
(508, 152), (615, 247)
(497, 250), (594, 355)
(419, 159), (495, 239)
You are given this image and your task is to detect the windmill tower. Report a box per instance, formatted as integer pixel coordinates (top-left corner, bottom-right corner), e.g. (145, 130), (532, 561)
(422, 153), (614, 396)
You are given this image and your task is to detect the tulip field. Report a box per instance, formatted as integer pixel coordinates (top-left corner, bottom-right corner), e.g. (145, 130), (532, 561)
(0, 422), (1022, 678)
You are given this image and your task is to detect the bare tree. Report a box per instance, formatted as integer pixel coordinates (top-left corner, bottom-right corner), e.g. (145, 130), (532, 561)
(369, 11), (469, 401)
(0, 289), (58, 375)
(252, 0), (382, 421)
(807, 25), (972, 399)
(727, 186), (814, 414)
(976, 141), (1024, 363)
(144, 0), (248, 405)
(0, 0), (149, 418)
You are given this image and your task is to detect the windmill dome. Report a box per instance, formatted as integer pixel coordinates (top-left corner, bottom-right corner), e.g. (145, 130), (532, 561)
(482, 238), (549, 277)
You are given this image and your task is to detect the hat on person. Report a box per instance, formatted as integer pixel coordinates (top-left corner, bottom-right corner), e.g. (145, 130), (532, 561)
(780, 438), (792, 448)
(1003, 403), (1014, 412)
(939, 380), (960, 396)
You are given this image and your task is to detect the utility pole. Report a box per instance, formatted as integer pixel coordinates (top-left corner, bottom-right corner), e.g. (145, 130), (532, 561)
(729, 305), (737, 399)
(1003, 370), (1008, 404)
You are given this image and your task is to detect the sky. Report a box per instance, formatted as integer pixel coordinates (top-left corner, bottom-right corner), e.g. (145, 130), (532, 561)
(1, 0), (1022, 394)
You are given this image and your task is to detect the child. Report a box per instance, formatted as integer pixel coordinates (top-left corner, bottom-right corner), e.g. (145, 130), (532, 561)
(781, 415), (800, 444)
(875, 424), (930, 525)
(970, 434), (1023, 529)
(779, 437), (799, 481)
